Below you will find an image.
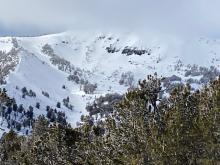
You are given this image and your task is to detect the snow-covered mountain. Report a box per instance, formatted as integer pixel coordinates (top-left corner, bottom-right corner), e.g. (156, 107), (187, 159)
(0, 31), (220, 135)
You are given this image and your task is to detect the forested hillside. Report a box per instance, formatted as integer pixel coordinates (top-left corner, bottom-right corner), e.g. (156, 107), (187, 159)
(1, 32), (220, 136)
(1, 75), (220, 165)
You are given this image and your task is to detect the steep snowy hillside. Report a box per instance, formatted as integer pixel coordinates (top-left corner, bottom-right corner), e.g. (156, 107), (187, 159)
(0, 31), (220, 135)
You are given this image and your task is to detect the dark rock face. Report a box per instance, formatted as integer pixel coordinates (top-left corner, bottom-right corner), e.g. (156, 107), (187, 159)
(106, 45), (120, 53)
(106, 45), (151, 56)
(122, 46), (151, 56)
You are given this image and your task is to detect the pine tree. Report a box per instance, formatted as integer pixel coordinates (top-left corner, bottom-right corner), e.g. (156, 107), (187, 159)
(57, 102), (61, 108)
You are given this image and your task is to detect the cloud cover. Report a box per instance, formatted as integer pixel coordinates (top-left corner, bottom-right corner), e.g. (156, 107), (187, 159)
(0, 0), (219, 37)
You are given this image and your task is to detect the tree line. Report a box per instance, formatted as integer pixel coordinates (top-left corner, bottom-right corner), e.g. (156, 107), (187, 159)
(1, 74), (220, 164)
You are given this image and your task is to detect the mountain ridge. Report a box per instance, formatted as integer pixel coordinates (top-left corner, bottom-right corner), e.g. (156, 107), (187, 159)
(0, 31), (219, 135)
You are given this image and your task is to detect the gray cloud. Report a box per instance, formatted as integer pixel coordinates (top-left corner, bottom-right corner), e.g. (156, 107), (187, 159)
(0, 0), (220, 37)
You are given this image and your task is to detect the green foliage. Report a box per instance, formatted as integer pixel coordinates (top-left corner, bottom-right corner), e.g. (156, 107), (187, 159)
(0, 116), (82, 165)
(76, 75), (220, 164)
(1, 75), (220, 164)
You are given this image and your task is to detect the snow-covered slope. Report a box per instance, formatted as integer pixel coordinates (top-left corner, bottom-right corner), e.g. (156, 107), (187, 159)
(0, 31), (220, 135)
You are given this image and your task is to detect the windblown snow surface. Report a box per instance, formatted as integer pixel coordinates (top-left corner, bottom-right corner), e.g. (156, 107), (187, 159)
(0, 30), (220, 135)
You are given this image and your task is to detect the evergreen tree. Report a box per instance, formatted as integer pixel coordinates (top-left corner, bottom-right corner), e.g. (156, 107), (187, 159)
(56, 102), (61, 108)
(1, 75), (220, 164)
(36, 102), (40, 109)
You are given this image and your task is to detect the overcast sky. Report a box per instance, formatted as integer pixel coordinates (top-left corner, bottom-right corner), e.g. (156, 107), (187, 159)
(0, 0), (220, 37)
